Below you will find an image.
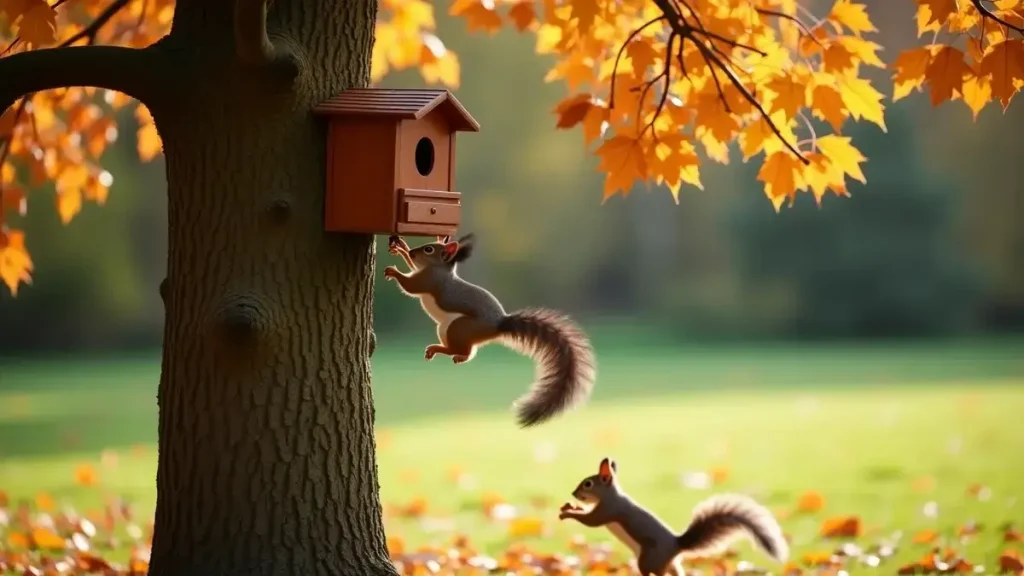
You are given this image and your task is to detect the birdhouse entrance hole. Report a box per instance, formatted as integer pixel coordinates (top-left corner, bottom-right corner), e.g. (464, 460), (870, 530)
(415, 137), (435, 176)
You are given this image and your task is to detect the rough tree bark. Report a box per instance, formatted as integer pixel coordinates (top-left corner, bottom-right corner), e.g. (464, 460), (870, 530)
(1, 1), (397, 575)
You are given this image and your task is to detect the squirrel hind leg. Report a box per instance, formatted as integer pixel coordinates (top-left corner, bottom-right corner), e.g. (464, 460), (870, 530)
(443, 316), (498, 364)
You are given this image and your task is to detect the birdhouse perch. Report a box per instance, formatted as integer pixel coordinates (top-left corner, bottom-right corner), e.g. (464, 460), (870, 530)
(313, 88), (481, 237)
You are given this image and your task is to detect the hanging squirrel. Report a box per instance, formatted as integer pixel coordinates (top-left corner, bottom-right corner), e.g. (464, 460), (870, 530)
(384, 234), (596, 427)
(558, 458), (789, 576)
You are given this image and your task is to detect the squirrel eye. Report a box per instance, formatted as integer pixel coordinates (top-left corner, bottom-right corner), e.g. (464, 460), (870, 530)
(583, 480), (593, 489)
(423, 246), (434, 255)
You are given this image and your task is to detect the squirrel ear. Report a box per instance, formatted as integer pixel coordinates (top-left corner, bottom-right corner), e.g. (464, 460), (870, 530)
(598, 457), (615, 480)
(438, 235), (450, 243)
(441, 241), (459, 261)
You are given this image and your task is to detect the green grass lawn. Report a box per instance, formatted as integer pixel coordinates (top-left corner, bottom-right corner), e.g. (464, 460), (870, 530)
(1, 336), (1023, 574)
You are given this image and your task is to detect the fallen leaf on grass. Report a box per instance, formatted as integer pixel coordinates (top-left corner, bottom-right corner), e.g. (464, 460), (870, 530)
(507, 517), (546, 538)
(389, 497), (429, 518)
(34, 493), (54, 512)
(1001, 549), (1024, 574)
(796, 490), (825, 513)
(966, 483), (992, 501)
(820, 515), (862, 538)
(709, 465), (730, 485)
(913, 529), (939, 544)
(74, 463), (98, 486)
(957, 521), (981, 539)
(1005, 526), (1024, 542)
(912, 475), (937, 493)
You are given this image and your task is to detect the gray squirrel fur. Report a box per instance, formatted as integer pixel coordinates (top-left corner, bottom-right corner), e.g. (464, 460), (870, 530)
(559, 457), (789, 576)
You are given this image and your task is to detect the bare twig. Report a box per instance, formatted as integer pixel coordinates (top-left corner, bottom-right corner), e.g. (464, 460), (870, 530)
(971, 0), (1024, 33)
(641, 0), (808, 163)
(608, 15), (666, 111)
(756, 8), (825, 49)
(61, 0), (132, 47)
(634, 33), (677, 141)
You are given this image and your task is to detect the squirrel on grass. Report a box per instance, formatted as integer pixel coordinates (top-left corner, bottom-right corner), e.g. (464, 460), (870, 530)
(384, 234), (596, 428)
(559, 457), (789, 576)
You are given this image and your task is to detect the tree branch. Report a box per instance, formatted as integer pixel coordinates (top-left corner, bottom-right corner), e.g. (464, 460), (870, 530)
(0, 45), (160, 114)
(971, 0), (1024, 34)
(234, 0), (277, 65)
(645, 0), (809, 164)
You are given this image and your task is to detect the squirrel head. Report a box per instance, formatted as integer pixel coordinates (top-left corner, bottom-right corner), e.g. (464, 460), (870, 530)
(570, 457), (619, 504)
(408, 234), (476, 270)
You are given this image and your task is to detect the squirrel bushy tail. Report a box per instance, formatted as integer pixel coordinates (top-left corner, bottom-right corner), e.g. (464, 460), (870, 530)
(496, 308), (596, 427)
(675, 494), (789, 562)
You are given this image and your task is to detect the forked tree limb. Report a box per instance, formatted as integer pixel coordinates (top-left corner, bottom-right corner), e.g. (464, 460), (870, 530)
(971, 0), (1024, 33)
(0, 45), (161, 115)
(233, 0), (301, 77)
(235, 0), (276, 64)
(622, 0), (809, 163)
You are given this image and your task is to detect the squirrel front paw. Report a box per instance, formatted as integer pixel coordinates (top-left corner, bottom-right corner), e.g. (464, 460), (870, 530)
(558, 502), (582, 519)
(387, 235), (401, 255)
(383, 266), (400, 280)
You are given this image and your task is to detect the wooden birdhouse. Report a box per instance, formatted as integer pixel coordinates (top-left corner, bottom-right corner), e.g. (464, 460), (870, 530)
(313, 88), (480, 237)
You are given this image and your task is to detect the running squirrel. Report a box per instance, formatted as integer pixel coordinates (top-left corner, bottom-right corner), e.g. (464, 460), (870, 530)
(558, 457), (789, 576)
(384, 234), (596, 427)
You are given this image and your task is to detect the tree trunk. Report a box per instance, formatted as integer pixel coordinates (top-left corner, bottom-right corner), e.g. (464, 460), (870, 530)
(147, 2), (395, 575)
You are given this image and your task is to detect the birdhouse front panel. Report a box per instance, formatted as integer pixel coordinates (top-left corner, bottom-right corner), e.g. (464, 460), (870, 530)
(397, 115), (452, 192)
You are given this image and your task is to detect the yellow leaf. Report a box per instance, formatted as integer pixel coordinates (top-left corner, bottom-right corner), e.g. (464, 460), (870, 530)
(420, 41), (460, 88)
(918, 0), (959, 29)
(816, 134), (867, 184)
(837, 75), (887, 131)
(828, 0), (877, 35)
(508, 517), (547, 538)
(57, 188), (83, 225)
(837, 36), (885, 68)
(925, 45), (971, 106)
(980, 40), (1024, 110)
(649, 133), (701, 199)
(914, 4), (943, 37)
(15, 0), (56, 48)
(892, 47), (933, 101)
(595, 135), (647, 199)
(137, 121), (163, 162)
(757, 151), (803, 207)
(961, 74), (992, 119)
(0, 229), (34, 296)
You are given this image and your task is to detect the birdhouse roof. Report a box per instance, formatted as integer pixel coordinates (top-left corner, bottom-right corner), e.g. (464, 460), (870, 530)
(313, 88), (480, 132)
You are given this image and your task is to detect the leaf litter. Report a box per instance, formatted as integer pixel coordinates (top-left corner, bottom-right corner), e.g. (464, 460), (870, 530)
(2, 465), (1023, 576)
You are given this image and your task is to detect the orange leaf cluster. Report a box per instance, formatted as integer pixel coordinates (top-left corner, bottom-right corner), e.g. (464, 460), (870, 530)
(3, 0), (1024, 296)
(894, 0), (1024, 118)
(515, 0), (891, 209)
(1, 0), (172, 295)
